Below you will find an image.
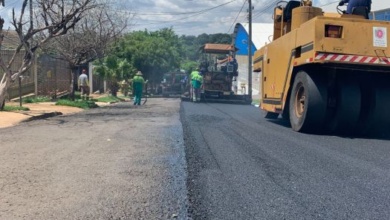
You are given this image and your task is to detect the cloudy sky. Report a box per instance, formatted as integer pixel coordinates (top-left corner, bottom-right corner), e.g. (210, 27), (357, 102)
(126, 0), (387, 35)
(0, 0), (387, 36)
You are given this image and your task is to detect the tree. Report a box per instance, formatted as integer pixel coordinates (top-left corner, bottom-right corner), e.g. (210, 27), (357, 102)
(42, 0), (131, 99)
(179, 33), (233, 65)
(109, 28), (183, 90)
(0, 0), (98, 109)
(181, 60), (198, 74)
(179, 35), (198, 61)
(94, 55), (134, 97)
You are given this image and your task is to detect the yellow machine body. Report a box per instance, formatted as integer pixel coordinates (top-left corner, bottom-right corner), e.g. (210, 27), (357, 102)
(254, 2), (390, 134)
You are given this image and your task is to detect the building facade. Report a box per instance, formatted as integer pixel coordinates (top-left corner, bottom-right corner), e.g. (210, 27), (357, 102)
(232, 23), (273, 97)
(370, 8), (390, 21)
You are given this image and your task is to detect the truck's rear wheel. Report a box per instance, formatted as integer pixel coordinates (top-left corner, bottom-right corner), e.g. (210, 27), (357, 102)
(289, 71), (327, 133)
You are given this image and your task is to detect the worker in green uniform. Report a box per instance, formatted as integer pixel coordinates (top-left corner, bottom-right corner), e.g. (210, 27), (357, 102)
(190, 68), (200, 101)
(132, 71), (145, 105)
(192, 71), (203, 102)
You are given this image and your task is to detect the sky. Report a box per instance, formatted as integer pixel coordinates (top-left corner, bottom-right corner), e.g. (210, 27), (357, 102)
(0, 0), (388, 36)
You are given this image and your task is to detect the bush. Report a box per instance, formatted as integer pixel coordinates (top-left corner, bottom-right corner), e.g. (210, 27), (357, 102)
(97, 95), (124, 103)
(55, 100), (98, 109)
(59, 92), (81, 100)
(23, 96), (51, 103)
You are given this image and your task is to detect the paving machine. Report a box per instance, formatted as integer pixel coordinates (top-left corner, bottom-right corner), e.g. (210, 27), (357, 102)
(253, 0), (390, 135)
(181, 43), (251, 104)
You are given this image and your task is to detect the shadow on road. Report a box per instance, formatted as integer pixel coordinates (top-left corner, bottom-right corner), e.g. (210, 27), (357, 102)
(266, 117), (390, 141)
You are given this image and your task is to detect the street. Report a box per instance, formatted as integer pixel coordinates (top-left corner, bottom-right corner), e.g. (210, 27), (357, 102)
(0, 99), (188, 219)
(181, 101), (390, 220)
(1, 98), (390, 220)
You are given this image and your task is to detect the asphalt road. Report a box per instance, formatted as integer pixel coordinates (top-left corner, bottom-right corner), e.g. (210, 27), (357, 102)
(2, 98), (390, 220)
(181, 101), (390, 220)
(0, 99), (188, 220)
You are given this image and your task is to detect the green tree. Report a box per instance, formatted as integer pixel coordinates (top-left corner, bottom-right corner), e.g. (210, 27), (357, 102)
(94, 56), (135, 96)
(181, 60), (198, 74)
(110, 28), (183, 90)
(179, 33), (233, 67)
(179, 35), (198, 61)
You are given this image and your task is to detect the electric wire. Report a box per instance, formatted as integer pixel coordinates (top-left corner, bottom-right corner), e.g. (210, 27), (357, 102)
(0, 0), (19, 11)
(252, 0), (279, 20)
(227, 0), (247, 33)
(132, 0), (236, 27)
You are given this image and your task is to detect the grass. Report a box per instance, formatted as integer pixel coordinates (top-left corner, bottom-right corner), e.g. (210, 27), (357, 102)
(23, 96), (51, 103)
(56, 91), (127, 109)
(1, 93), (124, 112)
(55, 99), (98, 109)
(96, 95), (125, 103)
(12, 92), (126, 110)
(2, 105), (30, 111)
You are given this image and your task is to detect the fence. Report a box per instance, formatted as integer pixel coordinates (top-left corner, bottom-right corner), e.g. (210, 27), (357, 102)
(0, 50), (35, 99)
(36, 54), (72, 99)
(0, 51), (94, 100)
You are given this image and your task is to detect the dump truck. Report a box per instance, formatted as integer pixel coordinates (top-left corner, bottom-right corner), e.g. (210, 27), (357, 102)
(182, 43), (251, 104)
(253, 0), (390, 135)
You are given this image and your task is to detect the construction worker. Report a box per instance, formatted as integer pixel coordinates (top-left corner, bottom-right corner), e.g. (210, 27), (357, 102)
(190, 68), (200, 101)
(338, 0), (371, 16)
(78, 69), (89, 100)
(132, 71), (145, 105)
(192, 71), (203, 102)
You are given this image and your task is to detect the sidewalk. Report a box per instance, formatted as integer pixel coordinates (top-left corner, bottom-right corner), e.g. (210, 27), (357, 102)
(0, 102), (84, 129)
(0, 93), (113, 129)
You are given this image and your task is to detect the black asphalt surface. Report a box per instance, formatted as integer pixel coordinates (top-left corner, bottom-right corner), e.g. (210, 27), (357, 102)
(181, 101), (390, 220)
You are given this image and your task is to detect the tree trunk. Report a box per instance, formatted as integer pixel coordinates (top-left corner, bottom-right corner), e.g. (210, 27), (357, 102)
(111, 82), (119, 97)
(70, 69), (77, 101)
(0, 73), (11, 110)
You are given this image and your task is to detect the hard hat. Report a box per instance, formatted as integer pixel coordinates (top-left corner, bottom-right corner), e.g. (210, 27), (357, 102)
(136, 71), (143, 76)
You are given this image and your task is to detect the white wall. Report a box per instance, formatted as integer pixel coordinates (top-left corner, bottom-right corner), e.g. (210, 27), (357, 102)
(236, 55), (261, 99)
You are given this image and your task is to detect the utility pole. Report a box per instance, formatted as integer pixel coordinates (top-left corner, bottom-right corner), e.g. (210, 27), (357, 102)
(248, 0), (253, 102)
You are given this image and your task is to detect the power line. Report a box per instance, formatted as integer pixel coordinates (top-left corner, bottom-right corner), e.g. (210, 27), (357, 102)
(319, 1), (339, 7)
(252, 0), (279, 20)
(132, 0), (236, 27)
(227, 0), (247, 34)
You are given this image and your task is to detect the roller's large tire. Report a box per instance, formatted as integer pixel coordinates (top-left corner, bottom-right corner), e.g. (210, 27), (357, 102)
(327, 79), (361, 135)
(289, 71), (327, 133)
(354, 81), (374, 136)
(366, 85), (390, 136)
